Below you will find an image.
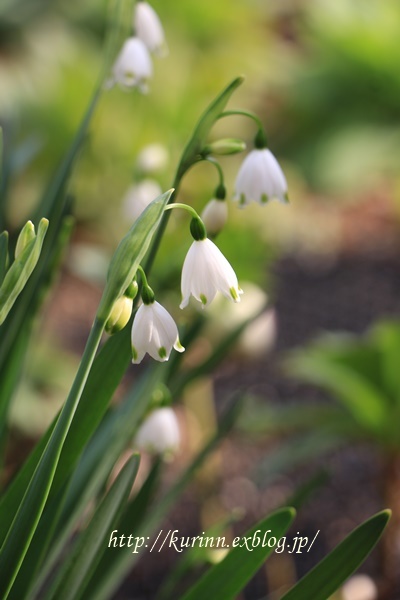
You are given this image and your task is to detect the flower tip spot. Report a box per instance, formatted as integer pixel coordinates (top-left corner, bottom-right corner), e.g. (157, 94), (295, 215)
(158, 346), (167, 359)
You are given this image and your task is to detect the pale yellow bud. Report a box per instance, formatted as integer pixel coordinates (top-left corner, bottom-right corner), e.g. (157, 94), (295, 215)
(15, 221), (36, 259)
(105, 296), (133, 334)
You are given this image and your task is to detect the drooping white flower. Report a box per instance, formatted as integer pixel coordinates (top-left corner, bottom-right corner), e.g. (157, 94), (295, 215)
(180, 238), (242, 309)
(135, 407), (180, 455)
(131, 300), (184, 363)
(134, 1), (168, 57)
(201, 199), (228, 236)
(234, 148), (288, 206)
(111, 37), (153, 92)
(122, 179), (162, 222)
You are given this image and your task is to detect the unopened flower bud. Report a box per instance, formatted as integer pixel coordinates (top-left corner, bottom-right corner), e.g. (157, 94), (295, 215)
(105, 295), (133, 334)
(125, 280), (139, 300)
(201, 199), (228, 236)
(202, 138), (246, 156)
(15, 221), (36, 259)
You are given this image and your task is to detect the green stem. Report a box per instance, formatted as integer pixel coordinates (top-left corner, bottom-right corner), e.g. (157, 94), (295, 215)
(137, 265), (155, 304)
(218, 109), (264, 131)
(218, 110), (268, 148)
(164, 203), (201, 220)
(203, 157), (225, 196)
(136, 265), (149, 289)
(0, 317), (105, 598)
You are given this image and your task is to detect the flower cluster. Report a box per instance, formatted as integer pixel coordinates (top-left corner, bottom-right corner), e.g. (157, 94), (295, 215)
(118, 132), (289, 366)
(127, 213), (241, 364)
(109, 1), (167, 92)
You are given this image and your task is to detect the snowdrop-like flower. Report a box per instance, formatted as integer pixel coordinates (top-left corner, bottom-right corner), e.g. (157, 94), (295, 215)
(180, 238), (242, 309)
(234, 148), (288, 206)
(111, 37), (152, 92)
(122, 179), (162, 222)
(131, 300), (184, 363)
(135, 407), (180, 455)
(134, 1), (168, 57)
(201, 199), (228, 236)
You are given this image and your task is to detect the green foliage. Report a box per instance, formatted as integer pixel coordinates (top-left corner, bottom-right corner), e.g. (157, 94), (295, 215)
(287, 321), (400, 447)
(271, 0), (400, 191)
(180, 508), (296, 600)
(0, 218), (48, 325)
(281, 510), (390, 600)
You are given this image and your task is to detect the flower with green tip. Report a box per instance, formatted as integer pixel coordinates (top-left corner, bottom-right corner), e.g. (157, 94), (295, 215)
(234, 148), (288, 206)
(111, 37), (153, 92)
(180, 238), (242, 309)
(131, 300), (184, 363)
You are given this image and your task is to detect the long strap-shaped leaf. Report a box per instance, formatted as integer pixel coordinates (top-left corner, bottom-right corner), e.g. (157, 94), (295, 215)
(77, 460), (162, 600)
(45, 454), (140, 600)
(179, 508), (296, 600)
(280, 510), (390, 600)
(0, 193), (170, 598)
(81, 397), (248, 600)
(0, 324), (130, 544)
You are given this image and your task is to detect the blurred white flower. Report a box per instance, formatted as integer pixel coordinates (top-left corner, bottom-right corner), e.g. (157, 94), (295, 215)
(341, 575), (378, 600)
(203, 282), (276, 356)
(134, 1), (168, 57)
(131, 301), (184, 363)
(180, 239), (242, 309)
(136, 143), (169, 174)
(240, 308), (277, 357)
(122, 179), (162, 222)
(201, 199), (228, 236)
(111, 37), (152, 92)
(234, 149), (288, 206)
(135, 407), (180, 455)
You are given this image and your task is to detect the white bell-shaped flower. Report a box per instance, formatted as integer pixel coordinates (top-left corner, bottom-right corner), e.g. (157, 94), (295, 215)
(201, 199), (228, 236)
(122, 179), (162, 222)
(112, 37), (153, 92)
(180, 238), (242, 309)
(135, 407), (180, 455)
(134, 1), (168, 57)
(131, 300), (184, 363)
(234, 148), (288, 206)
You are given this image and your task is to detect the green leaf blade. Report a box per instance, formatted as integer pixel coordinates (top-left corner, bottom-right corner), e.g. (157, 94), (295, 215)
(0, 218), (48, 325)
(177, 77), (244, 179)
(180, 508), (296, 600)
(0, 230), (8, 286)
(45, 454), (140, 600)
(281, 510), (390, 600)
